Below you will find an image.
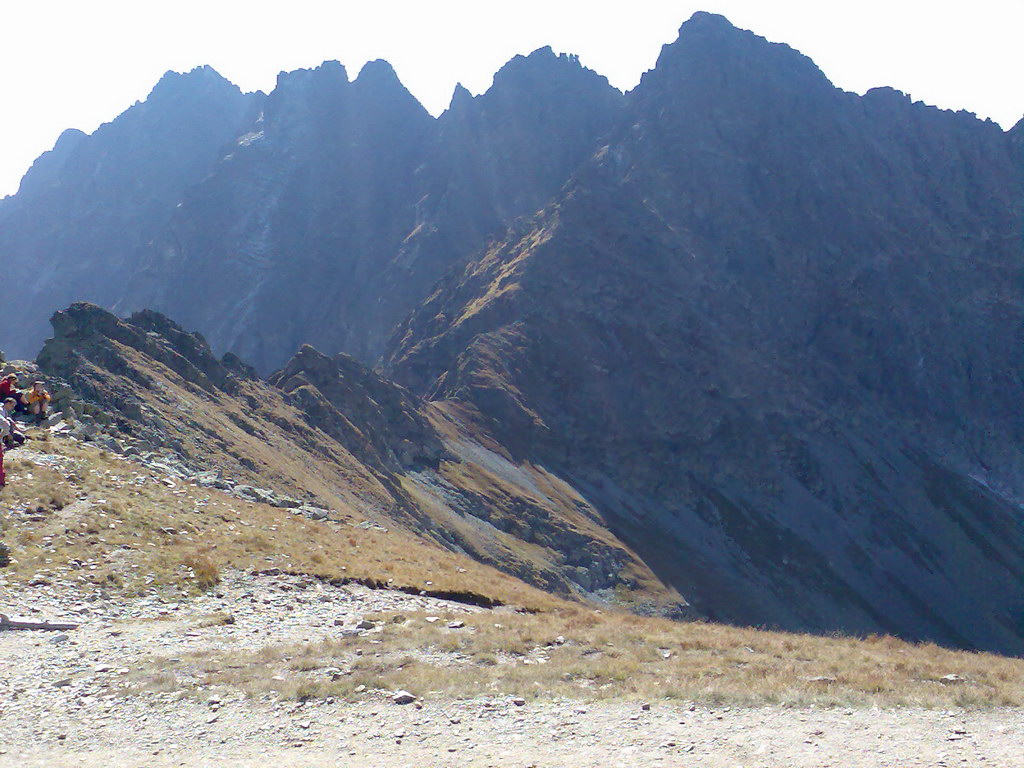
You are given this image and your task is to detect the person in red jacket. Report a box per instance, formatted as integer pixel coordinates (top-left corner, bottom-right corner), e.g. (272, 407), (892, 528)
(0, 374), (26, 413)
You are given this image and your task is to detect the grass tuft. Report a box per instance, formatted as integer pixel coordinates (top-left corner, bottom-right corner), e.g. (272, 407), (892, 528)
(182, 552), (221, 591)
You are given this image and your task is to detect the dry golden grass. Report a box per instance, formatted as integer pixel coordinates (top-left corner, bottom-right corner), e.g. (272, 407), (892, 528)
(0, 432), (559, 609)
(128, 606), (1024, 709)
(193, 611), (235, 628)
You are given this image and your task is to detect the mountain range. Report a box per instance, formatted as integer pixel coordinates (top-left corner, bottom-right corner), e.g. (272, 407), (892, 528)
(3, 12), (1023, 654)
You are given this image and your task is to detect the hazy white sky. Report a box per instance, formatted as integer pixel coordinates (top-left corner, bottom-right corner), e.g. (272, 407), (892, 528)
(1, 0), (1021, 197)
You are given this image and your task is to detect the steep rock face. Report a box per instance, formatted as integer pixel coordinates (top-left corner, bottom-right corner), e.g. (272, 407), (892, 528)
(387, 14), (1024, 653)
(111, 51), (622, 371)
(4, 50), (621, 374)
(0, 68), (256, 359)
(367, 49), (624, 367)
(120, 61), (436, 369)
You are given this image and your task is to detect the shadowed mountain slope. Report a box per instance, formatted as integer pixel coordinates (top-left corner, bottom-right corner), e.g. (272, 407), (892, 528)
(0, 67), (257, 359)
(385, 13), (1024, 653)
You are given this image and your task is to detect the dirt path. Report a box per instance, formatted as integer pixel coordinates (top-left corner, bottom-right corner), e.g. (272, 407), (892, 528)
(4, 699), (1022, 767)
(2, 572), (1021, 767)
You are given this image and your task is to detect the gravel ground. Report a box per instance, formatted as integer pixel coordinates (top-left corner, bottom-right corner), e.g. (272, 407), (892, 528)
(2, 572), (1022, 767)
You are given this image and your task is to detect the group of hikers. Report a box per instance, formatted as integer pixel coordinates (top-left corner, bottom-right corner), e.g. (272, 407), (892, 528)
(0, 373), (52, 487)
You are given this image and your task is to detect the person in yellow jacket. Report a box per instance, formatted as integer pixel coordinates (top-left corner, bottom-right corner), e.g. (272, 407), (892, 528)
(25, 381), (51, 422)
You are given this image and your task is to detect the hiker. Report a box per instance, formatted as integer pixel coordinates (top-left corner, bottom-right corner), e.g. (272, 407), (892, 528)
(0, 399), (25, 449)
(0, 374), (27, 413)
(0, 398), (17, 488)
(25, 381), (51, 422)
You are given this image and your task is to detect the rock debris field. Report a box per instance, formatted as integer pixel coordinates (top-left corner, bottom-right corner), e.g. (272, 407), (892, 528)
(2, 571), (1022, 768)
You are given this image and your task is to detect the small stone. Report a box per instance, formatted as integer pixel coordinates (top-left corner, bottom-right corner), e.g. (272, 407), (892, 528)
(447, 620), (465, 629)
(641, 703), (651, 711)
(512, 697), (526, 707)
(392, 690), (417, 705)
(355, 619), (375, 630)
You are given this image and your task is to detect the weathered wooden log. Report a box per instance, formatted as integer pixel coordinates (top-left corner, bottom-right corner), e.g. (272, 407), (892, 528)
(0, 613), (79, 631)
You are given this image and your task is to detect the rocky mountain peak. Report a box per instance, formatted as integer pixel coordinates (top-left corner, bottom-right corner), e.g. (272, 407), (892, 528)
(637, 11), (833, 106)
(447, 82), (475, 112)
(351, 58), (430, 120)
(146, 65), (243, 103)
(273, 60), (349, 91)
(13, 128), (88, 199)
(259, 62), (353, 147)
(1011, 114), (1024, 152)
(437, 41), (621, 150)
(486, 45), (613, 102)
(490, 45), (558, 80)
(354, 58), (400, 86)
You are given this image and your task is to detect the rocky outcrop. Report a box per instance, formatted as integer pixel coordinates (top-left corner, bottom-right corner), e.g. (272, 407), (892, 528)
(39, 303), (235, 402)
(268, 345), (447, 473)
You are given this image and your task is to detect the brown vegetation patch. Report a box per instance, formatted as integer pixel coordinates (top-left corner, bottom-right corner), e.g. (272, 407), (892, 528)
(128, 607), (1024, 709)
